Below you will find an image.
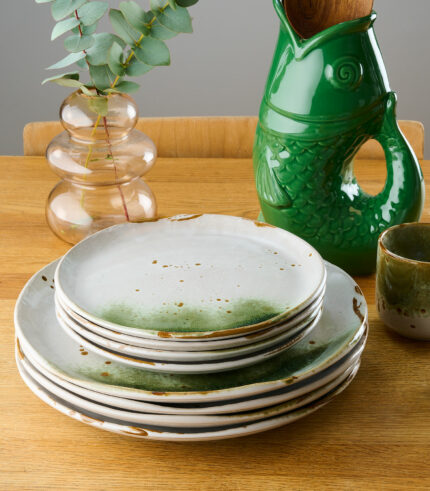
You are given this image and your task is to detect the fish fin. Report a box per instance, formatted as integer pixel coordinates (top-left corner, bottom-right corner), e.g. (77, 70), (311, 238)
(256, 161), (292, 209)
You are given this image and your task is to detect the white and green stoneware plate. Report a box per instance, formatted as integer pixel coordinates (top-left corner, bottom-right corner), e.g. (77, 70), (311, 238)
(14, 259), (367, 403)
(55, 297), (322, 363)
(16, 354), (358, 442)
(55, 308), (320, 374)
(55, 291), (325, 352)
(18, 351), (359, 429)
(20, 334), (365, 415)
(55, 214), (326, 340)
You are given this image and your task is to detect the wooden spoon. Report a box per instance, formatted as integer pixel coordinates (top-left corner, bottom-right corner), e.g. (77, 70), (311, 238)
(283, 0), (374, 39)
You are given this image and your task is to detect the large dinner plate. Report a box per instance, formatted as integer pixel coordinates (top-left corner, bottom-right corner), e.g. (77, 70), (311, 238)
(18, 351), (360, 429)
(20, 333), (365, 415)
(55, 215), (326, 340)
(16, 354), (358, 442)
(15, 259), (367, 403)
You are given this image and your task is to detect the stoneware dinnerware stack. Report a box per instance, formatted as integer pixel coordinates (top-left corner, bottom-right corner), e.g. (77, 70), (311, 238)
(15, 214), (368, 441)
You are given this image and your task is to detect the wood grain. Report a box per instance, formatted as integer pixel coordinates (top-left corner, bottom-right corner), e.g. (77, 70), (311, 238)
(1, 156), (430, 490)
(283, 0), (374, 39)
(23, 117), (425, 161)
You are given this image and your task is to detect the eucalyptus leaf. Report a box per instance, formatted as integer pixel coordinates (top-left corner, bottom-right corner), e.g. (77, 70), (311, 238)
(150, 0), (165, 11)
(76, 57), (89, 69)
(51, 78), (85, 88)
(51, 16), (80, 40)
(146, 12), (177, 40)
(125, 56), (153, 76)
(110, 80), (140, 93)
(80, 85), (95, 96)
(47, 51), (86, 69)
(88, 96), (108, 116)
(151, 22), (177, 40)
(119, 1), (150, 34)
(176, 0), (199, 6)
(64, 34), (94, 52)
(51, 0), (87, 21)
(109, 9), (141, 46)
(71, 23), (97, 35)
(134, 37), (170, 66)
(108, 42), (125, 76)
(168, 0), (177, 10)
(41, 71), (79, 84)
(154, 5), (193, 33)
(77, 1), (108, 27)
(89, 64), (115, 91)
(86, 33), (125, 65)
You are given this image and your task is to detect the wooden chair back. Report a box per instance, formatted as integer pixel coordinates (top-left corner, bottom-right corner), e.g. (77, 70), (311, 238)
(23, 116), (425, 160)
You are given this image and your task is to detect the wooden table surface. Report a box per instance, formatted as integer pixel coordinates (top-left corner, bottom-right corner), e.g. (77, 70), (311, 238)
(1, 156), (430, 490)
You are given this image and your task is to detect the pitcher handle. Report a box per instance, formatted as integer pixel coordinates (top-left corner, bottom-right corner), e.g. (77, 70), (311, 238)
(372, 92), (424, 222)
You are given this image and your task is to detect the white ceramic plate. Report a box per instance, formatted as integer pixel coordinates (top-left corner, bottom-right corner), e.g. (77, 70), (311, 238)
(22, 333), (365, 415)
(55, 291), (325, 351)
(15, 259), (367, 402)
(18, 351), (360, 428)
(55, 215), (326, 340)
(16, 354), (358, 442)
(55, 297), (322, 362)
(56, 308), (320, 374)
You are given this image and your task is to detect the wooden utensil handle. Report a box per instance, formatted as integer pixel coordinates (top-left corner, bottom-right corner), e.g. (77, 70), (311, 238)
(283, 0), (374, 39)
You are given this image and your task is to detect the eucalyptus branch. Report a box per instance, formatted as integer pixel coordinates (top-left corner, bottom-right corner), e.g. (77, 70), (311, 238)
(37, 0), (200, 110)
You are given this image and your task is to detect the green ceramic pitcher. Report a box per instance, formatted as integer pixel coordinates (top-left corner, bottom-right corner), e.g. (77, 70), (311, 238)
(253, 0), (425, 275)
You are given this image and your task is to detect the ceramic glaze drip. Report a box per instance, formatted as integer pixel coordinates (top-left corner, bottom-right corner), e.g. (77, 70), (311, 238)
(253, 0), (424, 275)
(99, 299), (283, 332)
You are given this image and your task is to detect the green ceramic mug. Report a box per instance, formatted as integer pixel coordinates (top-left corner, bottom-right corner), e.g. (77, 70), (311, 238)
(377, 223), (430, 340)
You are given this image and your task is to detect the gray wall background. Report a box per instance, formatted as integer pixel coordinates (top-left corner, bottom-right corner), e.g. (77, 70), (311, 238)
(1, 0), (428, 156)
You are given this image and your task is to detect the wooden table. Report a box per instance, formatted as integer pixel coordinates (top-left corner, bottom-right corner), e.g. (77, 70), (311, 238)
(1, 156), (430, 490)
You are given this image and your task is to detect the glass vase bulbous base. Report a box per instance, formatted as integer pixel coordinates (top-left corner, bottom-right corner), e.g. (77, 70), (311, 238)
(46, 178), (157, 244)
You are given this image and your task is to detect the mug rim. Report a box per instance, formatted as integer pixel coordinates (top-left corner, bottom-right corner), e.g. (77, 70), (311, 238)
(379, 222), (430, 266)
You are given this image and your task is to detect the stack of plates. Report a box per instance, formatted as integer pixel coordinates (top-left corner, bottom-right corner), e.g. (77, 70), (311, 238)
(15, 215), (368, 441)
(54, 215), (327, 374)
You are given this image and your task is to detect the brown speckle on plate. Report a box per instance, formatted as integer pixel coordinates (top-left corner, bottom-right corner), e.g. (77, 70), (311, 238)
(42, 276), (47, 282)
(122, 427), (149, 437)
(152, 260), (157, 264)
(101, 372), (109, 377)
(353, 298), (365, 323)
(105, 361), (111, 365)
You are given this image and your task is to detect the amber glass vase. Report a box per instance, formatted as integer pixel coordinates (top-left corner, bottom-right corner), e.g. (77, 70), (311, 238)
(46, 90), (157, 244)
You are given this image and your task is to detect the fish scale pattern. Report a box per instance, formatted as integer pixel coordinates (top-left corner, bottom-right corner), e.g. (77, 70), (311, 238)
(253, 118), (408, 252)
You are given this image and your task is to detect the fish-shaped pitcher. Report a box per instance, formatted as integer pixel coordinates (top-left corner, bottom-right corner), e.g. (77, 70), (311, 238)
(254, 0), (425, 275)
